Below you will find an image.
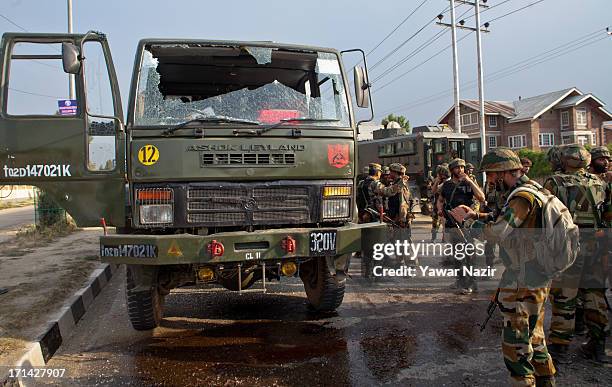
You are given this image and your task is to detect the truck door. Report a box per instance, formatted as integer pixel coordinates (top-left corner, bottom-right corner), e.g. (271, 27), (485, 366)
(0, 32), (126, 226)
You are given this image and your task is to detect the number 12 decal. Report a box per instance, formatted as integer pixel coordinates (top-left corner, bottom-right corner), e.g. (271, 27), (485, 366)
(138, 145), (159, 166)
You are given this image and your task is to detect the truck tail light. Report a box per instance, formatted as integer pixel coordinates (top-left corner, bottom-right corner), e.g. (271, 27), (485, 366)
(281, 236), (296, 253)
(207, 240), (225, 257)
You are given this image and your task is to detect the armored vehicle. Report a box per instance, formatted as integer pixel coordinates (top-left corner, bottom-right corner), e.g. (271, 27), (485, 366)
(0, 31), (384, 330)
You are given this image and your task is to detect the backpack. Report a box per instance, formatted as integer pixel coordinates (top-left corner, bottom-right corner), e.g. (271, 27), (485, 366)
(547, 174), (606, 228)
(356, 179), (369, 212)
(506, 184), (579, 279)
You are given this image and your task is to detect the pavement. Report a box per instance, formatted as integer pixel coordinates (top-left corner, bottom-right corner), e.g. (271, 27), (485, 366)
(0, 205), (35, 243)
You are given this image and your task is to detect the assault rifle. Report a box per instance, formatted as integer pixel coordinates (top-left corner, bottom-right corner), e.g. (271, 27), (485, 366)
(365, 207), (401, 228)
(480, 288), (500, 332)
(441, 205), (468, 243)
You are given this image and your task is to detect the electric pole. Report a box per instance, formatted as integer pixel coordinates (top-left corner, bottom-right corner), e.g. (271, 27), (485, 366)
(437, 1), (489, 162)
(68, 0), (75, 100)
(437, 1), (462, 134)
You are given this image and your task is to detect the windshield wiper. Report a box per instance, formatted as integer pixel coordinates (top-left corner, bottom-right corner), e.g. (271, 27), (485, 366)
(163, 116), (260, 136)
(233, 118), (341, 136)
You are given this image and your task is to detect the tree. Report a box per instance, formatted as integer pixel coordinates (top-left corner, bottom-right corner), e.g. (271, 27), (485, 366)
(381, 114), (410, 131)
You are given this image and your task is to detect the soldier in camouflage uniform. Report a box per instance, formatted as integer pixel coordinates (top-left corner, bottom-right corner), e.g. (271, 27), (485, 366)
(521, 157), (533, 176)
(450, 148), (556, 386)
(429, 163), (449, 241)
(386, 163), (413, 264)
(545, 145), (611, 364)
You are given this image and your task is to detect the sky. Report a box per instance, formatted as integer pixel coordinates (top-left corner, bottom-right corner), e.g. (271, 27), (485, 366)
(1, 0), (611, 128)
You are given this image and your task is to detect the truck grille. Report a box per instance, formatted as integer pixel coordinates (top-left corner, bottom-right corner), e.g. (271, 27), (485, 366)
(186, 184), (311, 226)
(201, 153), (295, 166)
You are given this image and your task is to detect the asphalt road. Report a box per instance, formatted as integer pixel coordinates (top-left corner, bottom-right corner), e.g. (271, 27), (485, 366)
(0, 205), (35, 232)
(27, 222), (612, 386)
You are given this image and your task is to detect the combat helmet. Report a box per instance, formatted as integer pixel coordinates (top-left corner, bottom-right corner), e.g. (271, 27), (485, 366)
(449, 158), (466, 170)
(558, 144), (591, 170)
(479, 147), (522, 172)
(547, 146), (562, 171)
(435, 164), (449, 176)
(590, 146), (611, 161)
(465, 162), (475, 171)
(389, 163), (406, 174)
(382, 166), (391, 175)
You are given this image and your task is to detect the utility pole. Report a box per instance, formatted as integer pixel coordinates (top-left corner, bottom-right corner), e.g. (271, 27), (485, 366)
(67, 0), (75, 100)
(437, 1), (489, 161)
(437, 1), (462, 134)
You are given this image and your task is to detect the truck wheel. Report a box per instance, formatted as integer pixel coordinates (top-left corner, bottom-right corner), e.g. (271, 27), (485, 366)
(300, 257), (345, 312)
(126, 266), (164, 330)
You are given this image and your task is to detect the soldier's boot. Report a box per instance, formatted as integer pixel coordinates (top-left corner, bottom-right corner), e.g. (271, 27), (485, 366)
(547, 344), (571, 365)
(580, 338), (610, 364)
(574, 306), (587, 336)
(535, 375), (556, 387)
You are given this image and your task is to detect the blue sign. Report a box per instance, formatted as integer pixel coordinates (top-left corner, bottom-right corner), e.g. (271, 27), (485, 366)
(58, 99), (77, 116)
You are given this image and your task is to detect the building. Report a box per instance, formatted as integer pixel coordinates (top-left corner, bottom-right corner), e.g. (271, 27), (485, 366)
(438, 87), (612, 152)
(604, 121), (612, 144)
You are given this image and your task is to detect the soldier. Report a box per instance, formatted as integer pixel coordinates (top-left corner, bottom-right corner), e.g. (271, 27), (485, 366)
(381, 166), (392, 186)
(466, 162), (476, 180)
(546, 144), (610, 364)
(589, 146), (611, 179)
(430, 164), (449, 241)
(449, 148), (556, 386)
(521, 157), (533, 176)
(437, 158), (485, 294)
(357, 163), (401, 223)
(386, 163), (413, 264)
(357, 166), (369, 185)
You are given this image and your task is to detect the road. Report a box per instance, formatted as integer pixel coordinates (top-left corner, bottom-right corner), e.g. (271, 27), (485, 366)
(0, 205), (35, 242)
(28, 221), (612, 386)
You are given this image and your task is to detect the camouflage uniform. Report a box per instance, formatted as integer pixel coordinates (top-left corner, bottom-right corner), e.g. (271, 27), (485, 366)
(386, 163), (413, 264)
(469, 148), (556, 386)
(430, 164), (449, 240)
(546, 145), (610, 362)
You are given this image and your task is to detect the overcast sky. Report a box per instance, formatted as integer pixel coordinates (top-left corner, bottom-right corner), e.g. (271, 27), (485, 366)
(2, 0), (611, 127)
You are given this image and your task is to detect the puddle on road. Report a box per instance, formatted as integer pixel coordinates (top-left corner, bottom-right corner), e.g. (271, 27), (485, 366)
(360, 328), (418, 383)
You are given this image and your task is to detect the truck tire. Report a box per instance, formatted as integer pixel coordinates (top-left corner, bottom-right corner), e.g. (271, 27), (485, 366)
(300, 257), (345, 312)
(126, 266), (164, 331)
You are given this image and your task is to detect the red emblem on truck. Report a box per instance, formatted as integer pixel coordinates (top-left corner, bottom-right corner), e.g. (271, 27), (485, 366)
(327, 144), (349, 168)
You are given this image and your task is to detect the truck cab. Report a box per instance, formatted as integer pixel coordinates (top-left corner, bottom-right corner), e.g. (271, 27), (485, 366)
(0, 32), (385, 330)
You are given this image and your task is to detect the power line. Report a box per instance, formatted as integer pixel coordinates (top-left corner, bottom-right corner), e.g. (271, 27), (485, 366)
(8, 87), (63, 99)
(485, 0), (546, 24)
(365, 0), (432, 58)
(375, 30), (607, 119)
(0, 13), (28, 32)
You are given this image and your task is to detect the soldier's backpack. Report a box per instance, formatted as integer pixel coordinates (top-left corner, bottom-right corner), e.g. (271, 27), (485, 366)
(546, 174), (606, 228)
(506, 183), (580, 279)
(356, 178), (369, 212)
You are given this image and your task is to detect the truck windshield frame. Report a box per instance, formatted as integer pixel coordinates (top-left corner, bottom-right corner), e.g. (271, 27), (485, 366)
(132, 43), (352, 129)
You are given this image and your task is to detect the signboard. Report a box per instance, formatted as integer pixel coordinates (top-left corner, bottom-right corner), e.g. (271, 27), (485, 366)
(58, 99), (77, 116)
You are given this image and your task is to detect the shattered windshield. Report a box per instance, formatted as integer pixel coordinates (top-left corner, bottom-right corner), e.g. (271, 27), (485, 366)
(133, 44), (350, 128)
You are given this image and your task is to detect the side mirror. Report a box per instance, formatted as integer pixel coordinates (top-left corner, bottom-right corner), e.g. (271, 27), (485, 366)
(353, 66), (370, 108)
(62, 42), (81, 74)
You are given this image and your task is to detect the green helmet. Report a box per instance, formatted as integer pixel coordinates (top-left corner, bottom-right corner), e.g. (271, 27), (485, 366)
(382, 166), (390, 175)
(558, 144), (591, 170)
(547, 146), (562, 171)
(436, 164), (449, 176)
(479, 147), (522, 172)
(465, 162), (475, 170)
(590, 146), (611, 161)
(449, 158), (466, 170)
(389, 163), (406, 174)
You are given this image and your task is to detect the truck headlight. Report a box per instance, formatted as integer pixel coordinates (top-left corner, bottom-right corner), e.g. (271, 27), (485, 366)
(139, 204), (173, 225)
(322, 198), (350, 219)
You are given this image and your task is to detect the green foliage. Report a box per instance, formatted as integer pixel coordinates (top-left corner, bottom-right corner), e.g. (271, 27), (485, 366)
(381, 114), (410, 130)
(517, 149), (552, 179)
(36, 190), (66, 227)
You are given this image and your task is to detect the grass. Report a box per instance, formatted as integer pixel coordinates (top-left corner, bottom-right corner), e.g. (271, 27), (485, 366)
(1, 220), (78, 257)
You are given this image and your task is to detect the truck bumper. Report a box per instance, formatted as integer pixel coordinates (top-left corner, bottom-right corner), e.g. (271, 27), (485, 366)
(100, 222), (388, 265)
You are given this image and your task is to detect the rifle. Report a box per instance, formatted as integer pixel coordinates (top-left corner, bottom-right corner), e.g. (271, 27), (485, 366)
(441, 205), (468, 243)
(480, 288), (500, 332)
(365, 207), (402, 228)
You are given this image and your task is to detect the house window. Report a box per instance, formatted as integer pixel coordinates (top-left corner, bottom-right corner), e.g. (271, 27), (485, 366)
(469, 143), (478, 152)
(561, 111), (569, 128)
(508, 135), (526, 149)
(488, 136), (497, 148)
(577, 135), (589, 146)
(538, 133), (554, 147)
(460, 112), (479, 126)
(576, 108), (587, 127)
(591, 134), (596, 145)
(488, 115), (497, 128)
(562, 135), (572, 145)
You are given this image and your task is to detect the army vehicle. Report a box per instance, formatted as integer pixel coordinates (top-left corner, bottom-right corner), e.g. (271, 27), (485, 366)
(0, 31), (385, 330)
(358, 126), (473, 210)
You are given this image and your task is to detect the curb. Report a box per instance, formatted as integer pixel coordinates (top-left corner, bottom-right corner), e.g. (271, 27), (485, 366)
(1, 263), (121, 386)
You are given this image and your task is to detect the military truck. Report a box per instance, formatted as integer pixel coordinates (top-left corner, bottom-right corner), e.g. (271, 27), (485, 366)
(0, 31), (385, 330)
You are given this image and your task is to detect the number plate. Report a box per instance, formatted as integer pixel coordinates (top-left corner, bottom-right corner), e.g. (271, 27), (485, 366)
(100, 244), (158, 258)
(309, 230), (337, 256)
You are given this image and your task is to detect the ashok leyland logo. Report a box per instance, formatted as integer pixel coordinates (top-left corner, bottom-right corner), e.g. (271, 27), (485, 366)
(327, 144), (349, 168)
